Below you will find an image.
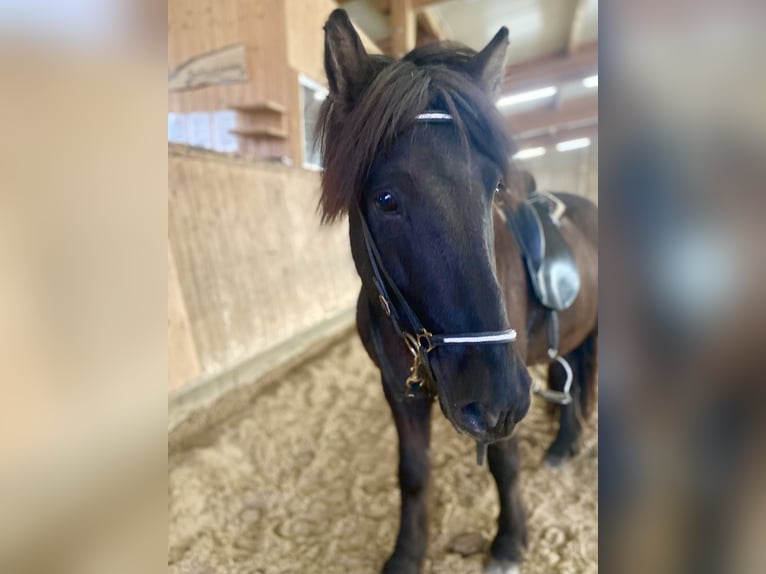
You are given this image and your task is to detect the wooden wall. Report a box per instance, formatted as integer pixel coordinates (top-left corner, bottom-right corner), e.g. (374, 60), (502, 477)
(168, 145), (360, 390)
(168, 0), (291, 111)
(168, 0), (291, 159)
(168, 244), (202, 392)
(167, 2), (385, 392)
(168, 0), (382, 165)
(515, 140), (599, 204)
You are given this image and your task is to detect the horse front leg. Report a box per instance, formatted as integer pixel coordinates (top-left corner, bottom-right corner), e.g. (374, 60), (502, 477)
(485, 436), (527, 574)
(382, 386), (433, 574)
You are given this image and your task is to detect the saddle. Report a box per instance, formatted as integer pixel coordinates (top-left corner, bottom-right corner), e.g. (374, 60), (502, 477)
(499, 190), (581, 404)
(513, 192), (580, 313)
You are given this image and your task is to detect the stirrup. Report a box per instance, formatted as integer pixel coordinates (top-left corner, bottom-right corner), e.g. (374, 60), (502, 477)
(532, 356), (573, 405)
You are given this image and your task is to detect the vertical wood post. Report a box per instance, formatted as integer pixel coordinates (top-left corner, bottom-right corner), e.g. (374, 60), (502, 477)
(391, 0), (416, 58)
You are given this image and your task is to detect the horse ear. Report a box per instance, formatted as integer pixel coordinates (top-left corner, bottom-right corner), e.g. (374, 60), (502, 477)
(469, 27), (509, 96)
(323, 9), (370, 103)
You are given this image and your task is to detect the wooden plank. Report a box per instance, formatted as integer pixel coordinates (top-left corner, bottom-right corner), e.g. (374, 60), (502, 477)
(230, 127), (288, 139)
(413, 0), (448, 7)
(507, 94), (598, 135)
(390, 0), (416, 58)
(514, 124), (598, 150)
(501, 42), (597, 93)
(548, 0), (590, 111)
(235, 0), (290, 159)
(376, 36), (393, 56)
(377, 19), (446, 54)
(566, 0), (589, 55)
(286, 69), (305, 168)
(417, 8), (447, 44)
(167, 148), (360, 399)
(382, 0), (447, 11)
(231, 101), (287, 114)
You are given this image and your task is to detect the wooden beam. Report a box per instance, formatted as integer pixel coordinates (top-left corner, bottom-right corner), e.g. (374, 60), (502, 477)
(391, 0), (416, 58)
(376, 36), (393, 56)
(514, 124), (598, 150)
(507, 93), (598, 135)
(501, 42), (597, 93)
(548, 0), (590, 111)
(413, 0), (448, 7)
(379, 9), (447, 54)
(566, 0), (589, 55)
(381, 0), (447, 14)
(417, 9), (447, 43)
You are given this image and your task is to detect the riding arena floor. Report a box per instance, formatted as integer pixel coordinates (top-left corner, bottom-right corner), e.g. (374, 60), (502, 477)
(169, 334), (598, 574)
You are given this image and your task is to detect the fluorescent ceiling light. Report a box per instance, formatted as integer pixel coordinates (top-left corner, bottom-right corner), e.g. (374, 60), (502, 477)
(582, 75), (598, 88)
(313, 89), (328, 101)
(497, 86), (557, 107)
(513, 147), (546, 159)
(556, 137), (591, 152)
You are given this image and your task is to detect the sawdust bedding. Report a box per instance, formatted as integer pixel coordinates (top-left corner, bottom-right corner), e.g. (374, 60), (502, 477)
(169, 335), (597, 574)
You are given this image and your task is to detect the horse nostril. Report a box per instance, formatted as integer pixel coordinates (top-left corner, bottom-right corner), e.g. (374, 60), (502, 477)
(457, 403), (498, 434)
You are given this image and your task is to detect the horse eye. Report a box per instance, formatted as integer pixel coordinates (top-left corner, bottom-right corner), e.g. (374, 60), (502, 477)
(375, 191), (398, 213)
(495, 179), (505, 194)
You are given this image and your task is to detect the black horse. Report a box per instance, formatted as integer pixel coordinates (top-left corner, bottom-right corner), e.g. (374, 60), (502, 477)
(317, 10), (598, 574)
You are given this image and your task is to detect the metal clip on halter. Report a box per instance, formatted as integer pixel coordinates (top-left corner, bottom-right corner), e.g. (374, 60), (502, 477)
(403, 330), (433, 397)
(405, 355), (424, 397)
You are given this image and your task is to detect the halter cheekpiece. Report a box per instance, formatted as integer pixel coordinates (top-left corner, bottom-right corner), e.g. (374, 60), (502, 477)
(359, 110), (517, 401)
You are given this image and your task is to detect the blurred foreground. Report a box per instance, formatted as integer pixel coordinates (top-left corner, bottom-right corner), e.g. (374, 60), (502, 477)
(0, 1), (166, 572)
(601, 2), (766, 573)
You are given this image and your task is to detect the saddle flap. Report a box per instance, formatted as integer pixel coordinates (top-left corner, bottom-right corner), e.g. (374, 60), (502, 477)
(508, 194), (581, 312)
(514, 202), (544, 271)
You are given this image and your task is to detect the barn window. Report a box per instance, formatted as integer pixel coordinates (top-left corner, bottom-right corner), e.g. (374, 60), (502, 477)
(299, 75), (328, 170)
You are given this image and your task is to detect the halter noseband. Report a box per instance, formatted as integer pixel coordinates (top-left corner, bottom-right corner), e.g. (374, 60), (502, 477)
(359, 111), (517, 400)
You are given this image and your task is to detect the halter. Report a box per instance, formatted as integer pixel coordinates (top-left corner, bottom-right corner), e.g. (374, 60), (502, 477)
(359, 110), (517, 400)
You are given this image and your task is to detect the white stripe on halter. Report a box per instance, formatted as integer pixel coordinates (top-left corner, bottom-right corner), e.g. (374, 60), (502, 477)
(440, 329), (517, 345)
(416, 111), (453, 121)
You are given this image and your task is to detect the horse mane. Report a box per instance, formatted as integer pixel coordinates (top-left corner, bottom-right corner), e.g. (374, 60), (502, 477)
(316, 41), (518, 223)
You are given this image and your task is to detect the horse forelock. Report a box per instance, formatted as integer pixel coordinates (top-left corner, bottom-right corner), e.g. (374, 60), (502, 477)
(316, 43), (518, 223)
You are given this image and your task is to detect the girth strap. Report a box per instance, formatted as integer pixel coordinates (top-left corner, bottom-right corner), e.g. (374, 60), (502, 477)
(497, 197), (574, 405)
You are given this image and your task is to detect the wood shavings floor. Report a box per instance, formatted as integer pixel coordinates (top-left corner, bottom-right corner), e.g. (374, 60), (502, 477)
(169, 335), (597, 574)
